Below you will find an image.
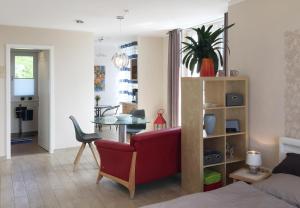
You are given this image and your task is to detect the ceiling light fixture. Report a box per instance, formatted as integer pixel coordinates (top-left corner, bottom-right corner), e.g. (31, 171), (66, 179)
(112, 13), (129, 69)
(75, 19), (84, 24)
(95, 36), (107, 57)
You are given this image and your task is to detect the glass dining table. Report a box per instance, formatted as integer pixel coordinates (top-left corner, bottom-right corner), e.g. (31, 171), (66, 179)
(93, 117), (149, 143)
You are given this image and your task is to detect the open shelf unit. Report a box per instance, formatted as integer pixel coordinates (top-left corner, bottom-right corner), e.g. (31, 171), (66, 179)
(181, 76), (248, 193)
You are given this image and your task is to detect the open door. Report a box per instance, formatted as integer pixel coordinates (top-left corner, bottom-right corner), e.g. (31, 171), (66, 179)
(38, 51), (50, 151)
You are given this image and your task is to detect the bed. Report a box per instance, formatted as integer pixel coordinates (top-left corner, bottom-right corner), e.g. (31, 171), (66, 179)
(142, 137), (300, 208)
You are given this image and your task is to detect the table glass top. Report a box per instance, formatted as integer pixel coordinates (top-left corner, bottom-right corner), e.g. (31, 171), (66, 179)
(94, 105), (112, 109)
(93, 116), (148, 125)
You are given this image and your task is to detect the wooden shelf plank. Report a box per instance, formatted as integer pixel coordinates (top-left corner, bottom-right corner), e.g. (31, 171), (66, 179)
(204, 162), (225, 168)
(226, 157), (245, 164)
(226, 106), (246, 109)
(204, 134), (226, 139)
(203, 106), (225, 110)
(226, 132), (246, 136)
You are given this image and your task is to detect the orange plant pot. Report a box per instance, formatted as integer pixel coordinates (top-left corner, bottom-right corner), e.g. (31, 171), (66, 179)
(200, 58), (215, 77)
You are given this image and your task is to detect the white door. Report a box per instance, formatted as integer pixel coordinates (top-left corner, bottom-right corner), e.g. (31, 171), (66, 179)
(38, 51), (50, 151)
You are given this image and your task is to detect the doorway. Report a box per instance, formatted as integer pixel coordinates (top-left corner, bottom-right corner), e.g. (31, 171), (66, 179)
(5, 45), (55, 159)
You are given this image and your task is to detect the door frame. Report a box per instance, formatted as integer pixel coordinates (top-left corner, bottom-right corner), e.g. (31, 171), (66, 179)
(5, 44), (55, 159)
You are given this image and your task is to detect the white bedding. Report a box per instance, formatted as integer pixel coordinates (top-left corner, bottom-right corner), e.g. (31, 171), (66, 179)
(141, 182), (296, 208)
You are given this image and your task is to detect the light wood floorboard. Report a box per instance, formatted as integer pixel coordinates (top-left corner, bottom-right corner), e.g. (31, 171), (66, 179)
(1, 127), (186, 208)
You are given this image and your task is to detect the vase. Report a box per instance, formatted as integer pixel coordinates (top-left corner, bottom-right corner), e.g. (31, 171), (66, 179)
(96, 100), (99, 106)
(204, 114), (216, 135)
(200, 58), (215, 77)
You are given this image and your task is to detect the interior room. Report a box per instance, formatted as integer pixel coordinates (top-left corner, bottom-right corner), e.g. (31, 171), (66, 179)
(10, 48), (51, 156)
(0, 0), (299, 207)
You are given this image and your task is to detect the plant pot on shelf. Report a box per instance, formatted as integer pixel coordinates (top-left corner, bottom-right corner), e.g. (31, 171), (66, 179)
(200, 58), (215, 77)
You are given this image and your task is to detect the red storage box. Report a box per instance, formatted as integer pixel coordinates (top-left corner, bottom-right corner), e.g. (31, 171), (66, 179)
(204, 181), (223, 192)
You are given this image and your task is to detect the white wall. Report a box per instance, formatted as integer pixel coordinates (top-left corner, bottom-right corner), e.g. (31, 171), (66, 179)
(228, 0), (300, 167)
(38, 50), (50, 151)
(94, 41), (120, 106)
(138, 37), (165, 129)
(0, 25), (94, 156)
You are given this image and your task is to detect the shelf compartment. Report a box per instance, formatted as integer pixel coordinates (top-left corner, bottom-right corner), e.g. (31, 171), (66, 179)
(226, 80), (246, 98)
(203, 109), (225, 137)
(204, 164), (226, 187)
(204, 137), (225, 167)
(203, 80), (225, 107)
(226, 108), (246, 133)
(226, 134), (246, 163)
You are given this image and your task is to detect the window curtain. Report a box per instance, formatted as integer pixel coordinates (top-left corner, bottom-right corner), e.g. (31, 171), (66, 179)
(168, 29), (181, 127)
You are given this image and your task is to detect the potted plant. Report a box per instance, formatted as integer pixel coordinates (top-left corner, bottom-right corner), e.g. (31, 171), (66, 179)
(95, 95), (101, 106)
(181, 24), (234, 76)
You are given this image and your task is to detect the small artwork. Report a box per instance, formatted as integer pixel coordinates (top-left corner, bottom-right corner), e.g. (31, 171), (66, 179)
(94, 65), (105, 91)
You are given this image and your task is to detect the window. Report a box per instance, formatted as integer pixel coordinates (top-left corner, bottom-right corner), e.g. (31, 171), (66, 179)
(12, 53), (36, 96)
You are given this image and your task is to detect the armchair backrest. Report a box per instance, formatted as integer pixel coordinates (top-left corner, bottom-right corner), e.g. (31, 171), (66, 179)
(130, 128), (181, 184)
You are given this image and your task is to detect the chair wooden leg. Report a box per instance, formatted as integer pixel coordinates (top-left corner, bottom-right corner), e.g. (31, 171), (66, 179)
(73, 143), (86, 171)
(88, 142), (99, 167)
(96, 170), (103, 184)
(128, 152), (137, 199)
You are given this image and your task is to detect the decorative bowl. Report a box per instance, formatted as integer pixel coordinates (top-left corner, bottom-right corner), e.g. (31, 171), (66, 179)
(116, 114), (132, 121)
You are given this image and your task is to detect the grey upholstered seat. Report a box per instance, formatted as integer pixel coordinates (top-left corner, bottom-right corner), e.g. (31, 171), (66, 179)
(69, 115), (101, 142)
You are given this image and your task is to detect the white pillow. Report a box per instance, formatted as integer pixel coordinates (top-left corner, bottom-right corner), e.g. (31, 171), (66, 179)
(253, 173), (300, 208)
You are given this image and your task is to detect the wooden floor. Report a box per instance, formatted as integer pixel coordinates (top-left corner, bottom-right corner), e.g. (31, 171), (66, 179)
(2, 128), (185, 208)
(11, 134), (47, 157)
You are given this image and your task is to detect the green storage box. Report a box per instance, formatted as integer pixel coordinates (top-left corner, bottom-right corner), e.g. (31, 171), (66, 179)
(204, 169), (222, 185)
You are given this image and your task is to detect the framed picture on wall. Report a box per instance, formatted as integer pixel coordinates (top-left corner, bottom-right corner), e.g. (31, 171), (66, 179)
(94, 65), (105, 91)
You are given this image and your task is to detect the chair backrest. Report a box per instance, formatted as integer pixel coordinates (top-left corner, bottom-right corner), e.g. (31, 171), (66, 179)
(131, 109), (145, 118)
(69, 115), (84, 142)
(127, 109), (146, 130)
(101, 105), (120, 117)
(130, 128), (181, 184)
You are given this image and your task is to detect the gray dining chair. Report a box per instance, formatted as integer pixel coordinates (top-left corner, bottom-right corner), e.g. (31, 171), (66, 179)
(127, 109), (146, 135)
(69, 115), (101, 171)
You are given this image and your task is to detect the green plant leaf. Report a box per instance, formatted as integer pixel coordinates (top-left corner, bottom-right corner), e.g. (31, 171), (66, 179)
(185, 54), (193, 69)
(182, 52), (193, 66)
(189, 57), (198, 74)
(185, 36), (198, 47)
(210, 52), (219, 74)
(216, 49), (223, 67)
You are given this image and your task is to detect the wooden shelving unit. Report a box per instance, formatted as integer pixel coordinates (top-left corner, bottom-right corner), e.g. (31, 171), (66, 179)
(181, 76), (248, 193)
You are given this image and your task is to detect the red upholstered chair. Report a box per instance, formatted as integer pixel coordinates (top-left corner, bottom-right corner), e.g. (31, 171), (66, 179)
(95, 128), (181, 198)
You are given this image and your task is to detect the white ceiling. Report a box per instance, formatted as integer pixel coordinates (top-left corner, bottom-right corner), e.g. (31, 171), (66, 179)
(0, 0), (228, 37)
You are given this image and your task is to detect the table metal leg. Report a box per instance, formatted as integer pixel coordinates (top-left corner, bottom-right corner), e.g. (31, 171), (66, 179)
(118, 125), (127, 143)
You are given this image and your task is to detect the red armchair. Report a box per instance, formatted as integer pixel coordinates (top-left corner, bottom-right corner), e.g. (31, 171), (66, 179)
(95, 128), (181, 198)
